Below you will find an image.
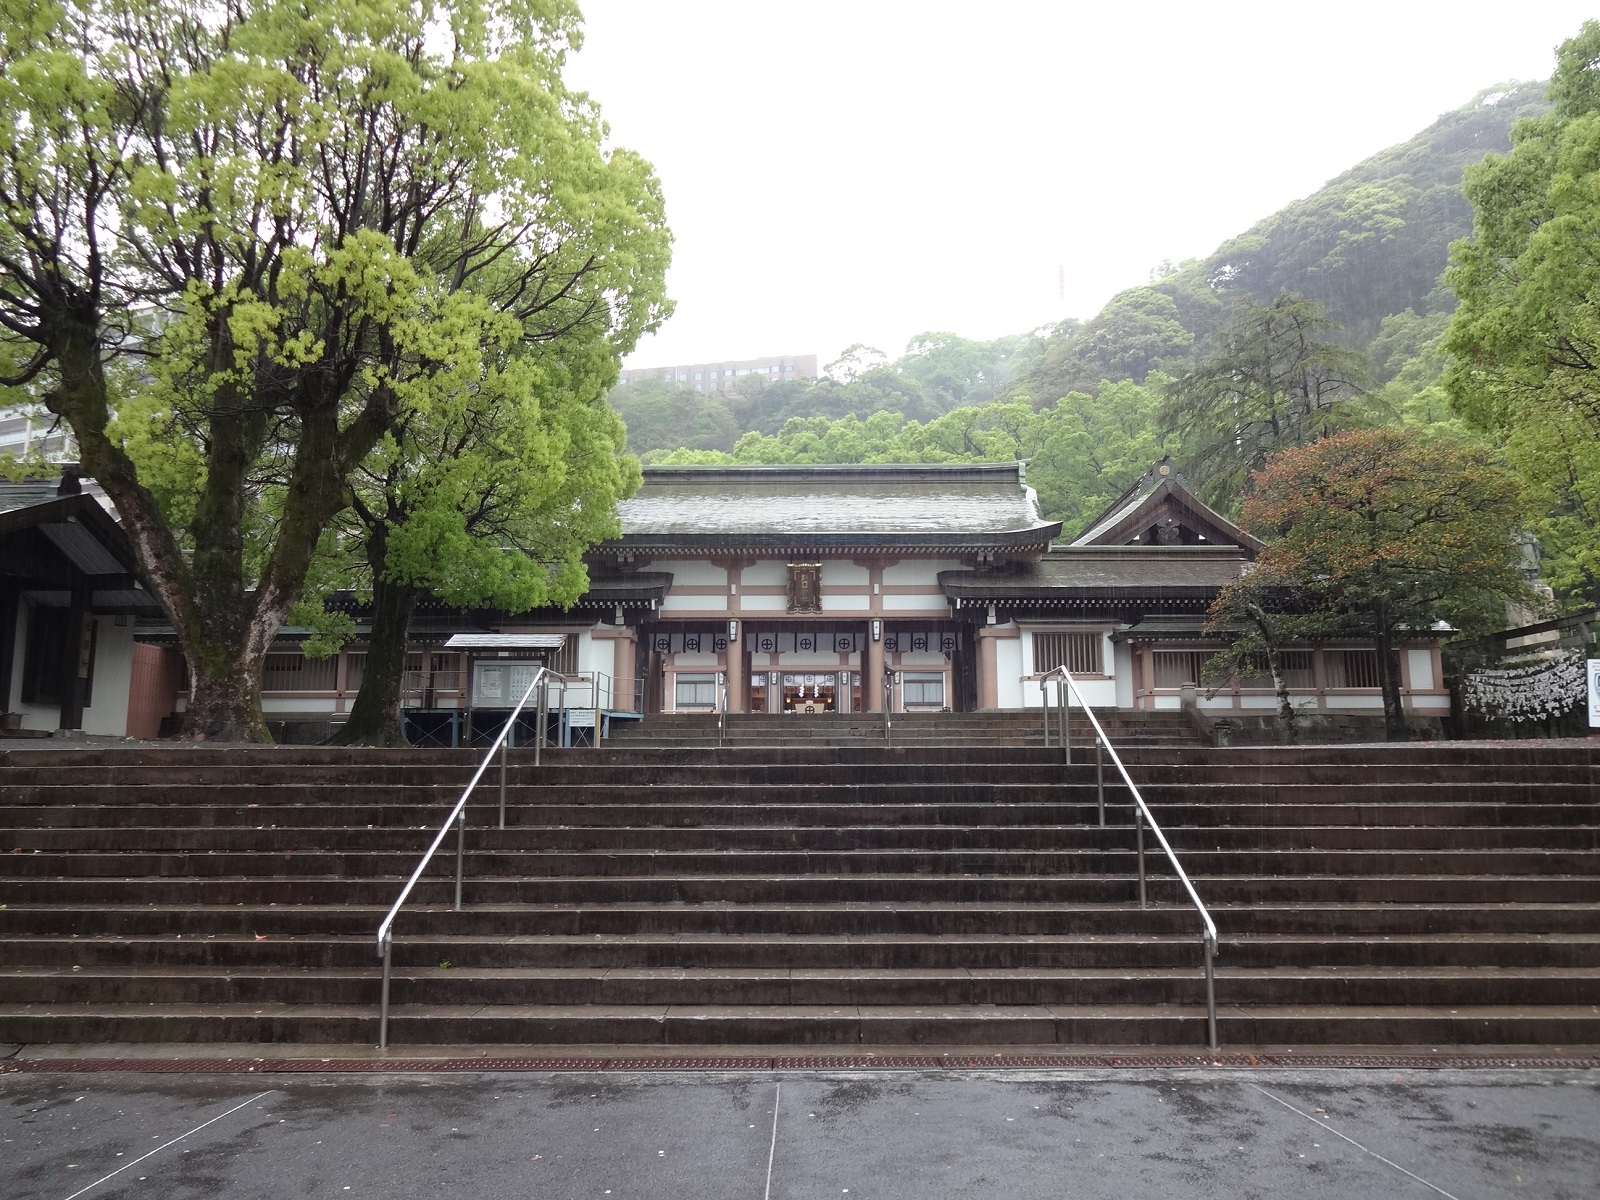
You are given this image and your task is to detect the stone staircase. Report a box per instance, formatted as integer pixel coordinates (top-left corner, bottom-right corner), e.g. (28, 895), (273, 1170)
(0, 738), (1597, 1049)
(607, 709), (1202, 747)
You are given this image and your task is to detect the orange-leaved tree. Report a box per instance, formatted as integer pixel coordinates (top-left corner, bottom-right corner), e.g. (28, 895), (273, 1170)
(1210, 427), (1532, 740)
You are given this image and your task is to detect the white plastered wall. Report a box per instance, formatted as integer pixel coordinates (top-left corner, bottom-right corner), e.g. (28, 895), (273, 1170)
(8, 608), (134, 735)
(994, 631), (1025, 709)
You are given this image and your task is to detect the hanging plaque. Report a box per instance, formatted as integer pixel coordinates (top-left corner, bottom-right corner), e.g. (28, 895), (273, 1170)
(786, 562), (823, 613)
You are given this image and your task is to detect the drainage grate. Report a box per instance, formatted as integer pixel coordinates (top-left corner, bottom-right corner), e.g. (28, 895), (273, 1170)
(5, 1052), (1598, 1074)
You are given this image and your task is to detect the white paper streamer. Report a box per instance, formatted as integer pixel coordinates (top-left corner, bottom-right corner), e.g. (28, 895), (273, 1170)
(1460, 650), (1586, 722)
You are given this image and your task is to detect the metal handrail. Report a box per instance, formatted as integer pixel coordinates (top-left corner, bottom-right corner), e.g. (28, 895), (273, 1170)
(883, 668), (898, 744)
(1039, 665), (1220, 1051)
(375, 665), (552, 1049)
(720, 672), (728, 740)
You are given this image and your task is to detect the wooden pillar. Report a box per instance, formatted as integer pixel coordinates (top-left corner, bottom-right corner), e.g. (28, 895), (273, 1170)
(725, 631), (744, 713)
(59, 578), (93, 731)
(865, 628), (884, 712)
(976, 627), (1000, 711)
(0, 582), (18, 713)
(612, 628), (638, 712)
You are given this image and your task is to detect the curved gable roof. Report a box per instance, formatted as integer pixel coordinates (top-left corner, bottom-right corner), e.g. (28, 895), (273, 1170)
(1071, 459), (1263, 554)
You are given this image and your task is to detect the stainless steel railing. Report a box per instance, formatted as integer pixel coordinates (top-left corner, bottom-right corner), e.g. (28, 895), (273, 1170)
(375, 665), (555, 1049)
(1039, 666), (1220, 1050)
(883, 669), (899, 744)
(717, 671), (728, 746)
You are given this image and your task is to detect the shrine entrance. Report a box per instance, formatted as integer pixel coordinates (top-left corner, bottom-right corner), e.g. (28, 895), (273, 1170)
(778, 671), (861, 714)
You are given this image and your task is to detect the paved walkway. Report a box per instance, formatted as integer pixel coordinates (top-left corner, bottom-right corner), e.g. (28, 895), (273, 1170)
(3, 1066), (1596, 1199)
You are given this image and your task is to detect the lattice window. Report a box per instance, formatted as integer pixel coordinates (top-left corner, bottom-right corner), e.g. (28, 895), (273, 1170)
(1325, 649), (1381, 689)
(1033, 631), (1104, 676)
(1241, 650), (1314, 689)
(261, 651), (337, 692)
(402, 653), (463, 694)
(1152, 650), (1208, 689)
(548, 636), (580, 676)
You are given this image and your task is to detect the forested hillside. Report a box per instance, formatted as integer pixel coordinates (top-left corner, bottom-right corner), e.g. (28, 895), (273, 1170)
(606, 80), (1598, 602)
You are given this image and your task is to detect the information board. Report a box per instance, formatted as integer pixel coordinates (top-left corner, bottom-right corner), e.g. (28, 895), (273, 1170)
(1589, 659), (1600, 729)
(472, 660), (545, 708)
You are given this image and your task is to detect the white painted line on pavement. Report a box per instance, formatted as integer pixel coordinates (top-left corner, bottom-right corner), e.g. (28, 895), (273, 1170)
(60, 1090), (273, 1200)
(763, 1081), (782, 1200)
(1248, 1083), (1462, 1200)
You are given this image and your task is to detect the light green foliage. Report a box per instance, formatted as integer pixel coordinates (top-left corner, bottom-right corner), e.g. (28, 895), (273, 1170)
(1446, 21), (1600, 607)
(367, 345), (641, 617)
(1501, 409), (1600, 603)
(0, 0), (670, 737)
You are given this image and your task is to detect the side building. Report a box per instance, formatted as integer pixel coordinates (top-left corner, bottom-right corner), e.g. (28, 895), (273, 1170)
(1, 472), (165, 738)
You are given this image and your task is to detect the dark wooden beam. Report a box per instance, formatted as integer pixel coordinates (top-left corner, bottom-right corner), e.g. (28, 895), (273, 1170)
(59, 577), (93, 731)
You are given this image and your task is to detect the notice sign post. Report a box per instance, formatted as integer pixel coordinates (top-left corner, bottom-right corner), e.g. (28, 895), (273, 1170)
(1590, 659), (1600, 730)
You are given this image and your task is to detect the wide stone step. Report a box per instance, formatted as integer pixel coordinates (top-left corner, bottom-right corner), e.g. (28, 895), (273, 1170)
(7, 804), (1594, 837)
(6, 742), (1594, 766)
(37, 759), (1580, 784)
(2, 739), (1595, 1052)
(7, 901), (1599, 940)
(6, 931), (1599, 971)
(3, 1001), (1598, 1047)
(5, 779), (1591, 810)
(7, 846), (1598, 880)
(4, 965), (1596, 1009)
(4, 873), (1598, 911)
(9, 823), (1596, 853)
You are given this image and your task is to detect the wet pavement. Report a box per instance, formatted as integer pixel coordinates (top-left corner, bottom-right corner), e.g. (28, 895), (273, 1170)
(2, 1067), (1597, 1199)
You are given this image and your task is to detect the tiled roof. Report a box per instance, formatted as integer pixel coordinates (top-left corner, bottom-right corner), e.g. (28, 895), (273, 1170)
(0, 477), (65, 514)
(610, 464), (1060, 549)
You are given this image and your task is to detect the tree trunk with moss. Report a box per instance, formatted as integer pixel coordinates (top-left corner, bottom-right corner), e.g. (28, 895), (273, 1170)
(334, 530), (418, 747)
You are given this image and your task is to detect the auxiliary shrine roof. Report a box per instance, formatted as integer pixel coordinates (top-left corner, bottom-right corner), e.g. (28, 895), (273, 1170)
(939, 545), (1249, 604)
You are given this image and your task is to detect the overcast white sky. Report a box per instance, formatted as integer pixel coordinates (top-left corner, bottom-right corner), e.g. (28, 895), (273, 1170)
(566, 2), (1596, 370)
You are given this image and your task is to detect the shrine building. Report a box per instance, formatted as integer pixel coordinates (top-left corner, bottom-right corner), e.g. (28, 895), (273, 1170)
(243, 458), (1445, 733)
(4, 461), (1455, 738)
(572, 459), (1450, 719)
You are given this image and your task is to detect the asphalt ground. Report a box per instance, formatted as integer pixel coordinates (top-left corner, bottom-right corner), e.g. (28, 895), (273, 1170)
(2, 1067), (1597, 1200)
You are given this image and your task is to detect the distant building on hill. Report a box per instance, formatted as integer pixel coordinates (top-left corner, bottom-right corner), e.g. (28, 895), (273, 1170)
(618, 354), (818, 394)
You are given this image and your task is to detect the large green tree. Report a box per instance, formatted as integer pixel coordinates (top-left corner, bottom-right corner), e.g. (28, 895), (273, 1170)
(1446, 20), (1600, 607)
(0, 0), (669, 739)
(1229, 428), (1530, 739)
(329, 340), (641, 746)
